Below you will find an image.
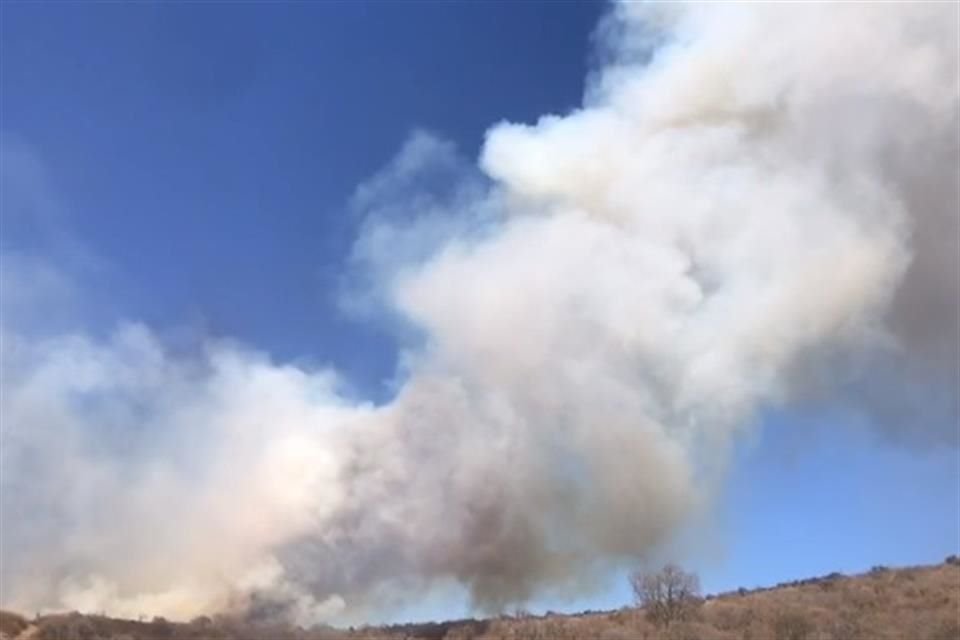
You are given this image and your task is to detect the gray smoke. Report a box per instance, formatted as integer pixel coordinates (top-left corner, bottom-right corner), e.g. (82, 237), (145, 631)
(1, 1), (957, 626)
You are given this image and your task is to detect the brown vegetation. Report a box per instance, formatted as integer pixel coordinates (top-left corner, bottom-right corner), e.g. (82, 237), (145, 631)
(2, 559), (958, 640)
(0, 611), (29, 639)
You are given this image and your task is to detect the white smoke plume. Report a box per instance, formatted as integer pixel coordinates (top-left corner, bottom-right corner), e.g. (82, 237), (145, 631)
(1, 1), (957, 626)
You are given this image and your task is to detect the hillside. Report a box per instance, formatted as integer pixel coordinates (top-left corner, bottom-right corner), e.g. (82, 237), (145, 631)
(2, 560), (959, 640)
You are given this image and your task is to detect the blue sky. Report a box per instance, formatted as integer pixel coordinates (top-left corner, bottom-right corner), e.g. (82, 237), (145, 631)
(1, 1), (600, 390)
(2, 0), (958, 624)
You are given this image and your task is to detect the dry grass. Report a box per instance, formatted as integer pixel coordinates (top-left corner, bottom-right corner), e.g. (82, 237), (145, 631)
(3, 560), (959, 640)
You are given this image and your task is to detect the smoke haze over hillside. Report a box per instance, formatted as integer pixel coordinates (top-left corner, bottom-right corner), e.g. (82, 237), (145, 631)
(2, 1), (958, 626)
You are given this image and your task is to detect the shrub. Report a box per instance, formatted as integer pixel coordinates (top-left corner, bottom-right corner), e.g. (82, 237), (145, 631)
(0, 611), (29, 637)
(629, 564), (702, 628)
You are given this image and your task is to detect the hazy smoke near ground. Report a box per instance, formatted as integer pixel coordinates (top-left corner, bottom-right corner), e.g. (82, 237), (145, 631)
(2, 1), (957, 626)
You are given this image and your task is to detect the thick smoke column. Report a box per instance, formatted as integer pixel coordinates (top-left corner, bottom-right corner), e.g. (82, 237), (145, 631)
(1, 1), (957, 625)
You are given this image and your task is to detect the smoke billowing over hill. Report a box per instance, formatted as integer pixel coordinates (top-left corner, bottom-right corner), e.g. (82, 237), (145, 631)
(2, 1), (957, 626)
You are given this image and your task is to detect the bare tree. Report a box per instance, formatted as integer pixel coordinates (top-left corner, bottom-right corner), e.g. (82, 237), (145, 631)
(629, 563), (701, 628)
